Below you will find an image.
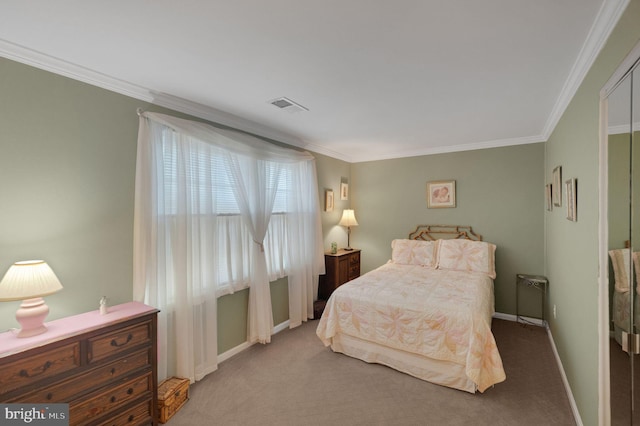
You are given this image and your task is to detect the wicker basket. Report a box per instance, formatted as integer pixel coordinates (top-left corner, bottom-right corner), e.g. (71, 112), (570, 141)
(157, 377), (190, 423)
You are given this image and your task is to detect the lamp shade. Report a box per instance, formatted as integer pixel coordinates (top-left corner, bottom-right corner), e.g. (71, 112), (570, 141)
(0, 260), (63, 301)
(338, 209), (359, 227)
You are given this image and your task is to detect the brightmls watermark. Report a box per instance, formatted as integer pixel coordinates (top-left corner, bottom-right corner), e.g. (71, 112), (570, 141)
(0, 404), (68, 425)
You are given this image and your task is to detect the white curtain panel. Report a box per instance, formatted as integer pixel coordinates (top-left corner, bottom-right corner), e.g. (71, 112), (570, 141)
(133, 112), (324, 382)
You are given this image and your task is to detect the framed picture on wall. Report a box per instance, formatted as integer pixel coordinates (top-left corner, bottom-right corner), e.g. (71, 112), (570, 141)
(566, 178), (577, 221)
(340, 182), (349, 200)
(553, 166), (562, 207)
(546, 183), (553, 211)
(325, 190), (334, 212)
(427, 180), (456, 208)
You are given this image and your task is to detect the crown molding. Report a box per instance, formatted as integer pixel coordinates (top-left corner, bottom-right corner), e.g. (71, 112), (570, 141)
(0, 39), (154, 102)
(0, 38), (356, 162)
(0, 0), (630, 164)
(351, 134), (546, 163)
(0, 39), (317, 153)
(542, 0), (630, 139)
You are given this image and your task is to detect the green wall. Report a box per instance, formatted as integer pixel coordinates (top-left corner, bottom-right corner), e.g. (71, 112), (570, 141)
(544, 1), (640, 424)
(350, 144), (545, 316)
(314, 152), (353, 250)
(0, 57), (142, 323)
(0, 57), (317, 353)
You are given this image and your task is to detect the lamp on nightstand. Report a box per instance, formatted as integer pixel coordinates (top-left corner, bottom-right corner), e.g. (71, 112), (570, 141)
(0, 260), (64, 338)
(339, 209), (358, 251)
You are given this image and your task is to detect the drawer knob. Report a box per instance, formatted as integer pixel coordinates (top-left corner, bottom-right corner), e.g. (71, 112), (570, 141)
(19, 361), (52, 378)
(127, 388), (134, 395)
(110, 333), (133, 347)
(110, 368), (116, 375)
(128, 414), (135, 422)
(110, 396), (117, 403)
(46, 393), (53, 401)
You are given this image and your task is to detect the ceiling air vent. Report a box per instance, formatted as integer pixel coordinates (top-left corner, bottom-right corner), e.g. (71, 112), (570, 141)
(269, 97), (309, 113)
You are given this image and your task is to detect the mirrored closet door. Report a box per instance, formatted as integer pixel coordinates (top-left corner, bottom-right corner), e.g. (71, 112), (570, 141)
(607, 50), (640, 425)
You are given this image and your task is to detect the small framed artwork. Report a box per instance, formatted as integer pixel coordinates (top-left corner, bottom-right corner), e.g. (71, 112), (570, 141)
(340, 182), (349, 200)
(545, 183), (553, 211)
(553, 166), (562, 207)
(427, 180), (456, 208)
(325, 190), (334, 212)
(566, 178), (577, 221)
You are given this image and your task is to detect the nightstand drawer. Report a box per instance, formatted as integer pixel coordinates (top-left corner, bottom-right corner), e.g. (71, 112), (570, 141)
(349, 264), (360, 279)
(0, 342), (81, 397)
(88, 321), (152, 364)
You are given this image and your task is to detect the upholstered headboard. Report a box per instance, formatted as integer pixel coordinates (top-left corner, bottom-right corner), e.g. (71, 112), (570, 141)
(408, 225), (482, 241)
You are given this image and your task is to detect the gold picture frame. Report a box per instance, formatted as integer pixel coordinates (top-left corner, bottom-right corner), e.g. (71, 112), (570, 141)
(325, 190), (334, 212)
(340, 182), (349, 200)
(427, 180), (456, 208)
(546, 183), (553, 211)
(566, 178), (577, 221)
(553, 166), (562, 207)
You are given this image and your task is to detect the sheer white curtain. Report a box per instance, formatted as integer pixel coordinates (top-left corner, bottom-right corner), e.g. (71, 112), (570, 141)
(226, 156), (280, 343)
(133, 111), (324, 382)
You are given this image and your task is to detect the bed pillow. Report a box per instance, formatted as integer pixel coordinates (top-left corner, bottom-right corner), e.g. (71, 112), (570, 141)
(609, 249), (631, 293)
(436, 239), (497, 279)
(391, 239), (437, 268)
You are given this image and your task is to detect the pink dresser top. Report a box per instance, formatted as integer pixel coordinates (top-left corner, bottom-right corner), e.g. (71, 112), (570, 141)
(0, 301), (158, 358)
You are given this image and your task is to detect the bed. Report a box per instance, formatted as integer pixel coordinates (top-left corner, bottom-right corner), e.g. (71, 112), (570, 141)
(316, 225), (506, 393)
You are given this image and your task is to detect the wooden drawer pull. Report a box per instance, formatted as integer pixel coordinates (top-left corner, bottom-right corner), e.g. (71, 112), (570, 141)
(46, 392), (53, 400)
(110, 396), (117, 403)
(128, 414), (135, 422)
(19, 360), (52, 378)
(127, 388), (134, 395)
(110, 333), (133, 347)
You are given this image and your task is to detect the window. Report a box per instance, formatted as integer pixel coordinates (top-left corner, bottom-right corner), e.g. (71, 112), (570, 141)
(134, 112), (325, 381)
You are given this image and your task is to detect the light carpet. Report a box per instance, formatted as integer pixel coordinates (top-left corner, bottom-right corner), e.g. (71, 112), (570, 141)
(166, 318), (575, 425)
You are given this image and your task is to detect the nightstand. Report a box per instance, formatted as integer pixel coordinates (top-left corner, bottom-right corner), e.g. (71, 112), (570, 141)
(314, 249), (361, 318)
(516, 273), (549, 326)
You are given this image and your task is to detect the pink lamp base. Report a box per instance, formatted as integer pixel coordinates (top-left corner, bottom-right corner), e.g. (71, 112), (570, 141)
(15, 297), (50, 338)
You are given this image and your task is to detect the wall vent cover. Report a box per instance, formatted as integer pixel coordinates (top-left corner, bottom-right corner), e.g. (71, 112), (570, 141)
(269, 97), (308, 113)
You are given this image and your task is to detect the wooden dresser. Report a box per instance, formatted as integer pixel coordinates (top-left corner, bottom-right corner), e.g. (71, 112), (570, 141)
(0, 302), (159, 426)
(319, 249), (361, 300)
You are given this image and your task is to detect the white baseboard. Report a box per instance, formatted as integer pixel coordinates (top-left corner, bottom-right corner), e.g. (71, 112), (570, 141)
(217, 319), (291, 363)
(546, 326), (583, 426)
(494, 312), (582, 426)
(493, 311), (546, 327)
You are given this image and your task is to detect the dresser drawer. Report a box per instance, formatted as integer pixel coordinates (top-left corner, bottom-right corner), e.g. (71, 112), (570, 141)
(0, 342), (81, 397)
(88, 321), (152, 364)
(349, 252), (360, 264)
(95, 398), (153, 426)
(71, 372), (153, 425)
(16, 349), (151, 403)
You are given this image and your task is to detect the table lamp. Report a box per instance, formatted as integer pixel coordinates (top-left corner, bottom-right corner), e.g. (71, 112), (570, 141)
(338, 209), (358, 251)
(0, 260), (64, 338)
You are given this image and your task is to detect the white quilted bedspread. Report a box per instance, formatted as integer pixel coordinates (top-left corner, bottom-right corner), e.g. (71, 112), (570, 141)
(316, 262), (506, 392)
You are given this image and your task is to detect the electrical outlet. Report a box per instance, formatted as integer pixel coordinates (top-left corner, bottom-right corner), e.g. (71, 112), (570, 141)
(553, 304), (557, 319)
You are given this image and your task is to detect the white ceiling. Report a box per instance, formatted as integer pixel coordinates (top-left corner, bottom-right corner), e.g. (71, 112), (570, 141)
(0, 1), (628, 162)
